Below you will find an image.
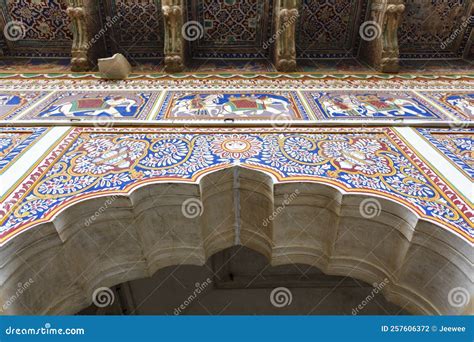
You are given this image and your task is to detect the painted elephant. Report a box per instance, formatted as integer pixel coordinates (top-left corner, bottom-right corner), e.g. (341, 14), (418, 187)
(173, 94), (292, 118)
(43, 96), (137, 118)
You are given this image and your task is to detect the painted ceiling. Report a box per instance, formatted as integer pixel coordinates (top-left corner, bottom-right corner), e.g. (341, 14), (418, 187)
(398, 0), (473, 58)
(0, 0), (72, 57)
(296, 0), (368, 58)
(187, 0), (274, 59)
(0, 0), (472, 61)
(100, 0), (164, 59)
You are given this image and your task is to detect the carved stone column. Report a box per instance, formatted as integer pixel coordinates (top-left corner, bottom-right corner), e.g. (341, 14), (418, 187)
(67, 0), (90, 71)
(162, 0), (186, 73)
(274, 0), (299, 72)
(360, 0), (405, 73)
(0, 15), (7, 57)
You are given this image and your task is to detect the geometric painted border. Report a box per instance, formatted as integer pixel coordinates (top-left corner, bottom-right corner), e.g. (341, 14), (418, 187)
(0, 76), (473, 93)
(301, 90), (454, 120)
(418, 91), (473, 120)
(154, 90), (311, 120)
(0, 91), (51, 120)
(417, 128), (474, 179)
(1, 73), (474, 80)
(0, 127), (48, 174)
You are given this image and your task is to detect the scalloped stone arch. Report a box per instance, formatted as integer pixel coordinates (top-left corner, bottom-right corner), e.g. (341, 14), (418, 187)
(0, 167), (472, 315)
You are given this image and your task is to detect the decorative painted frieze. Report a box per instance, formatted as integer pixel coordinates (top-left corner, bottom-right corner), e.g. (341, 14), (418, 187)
(0, 127), (472, 246)
(2, 87), (471, 122)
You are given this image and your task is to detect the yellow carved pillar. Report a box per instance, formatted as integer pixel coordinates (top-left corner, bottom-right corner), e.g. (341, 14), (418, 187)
(360, 0), (405, 73)
(162, 0), (186, 73)
(67, 0), (90, 71)
(274, 0), (299, 72)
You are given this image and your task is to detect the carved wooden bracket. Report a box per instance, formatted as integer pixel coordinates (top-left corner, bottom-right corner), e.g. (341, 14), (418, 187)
(274, 0), (299, 72)
(67, 0), (90, 72)
(361, 0), (405, 73)
(162, 0), (186, 73)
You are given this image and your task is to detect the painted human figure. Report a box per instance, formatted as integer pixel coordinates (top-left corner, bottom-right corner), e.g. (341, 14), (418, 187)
(174, 94), (291, 118)
(322, 94), (430, 117)
(173, 94), (219, 116)
(322, 96), (359, 117)
(357, 95), (429, 117)
(221, 95), (291, 117)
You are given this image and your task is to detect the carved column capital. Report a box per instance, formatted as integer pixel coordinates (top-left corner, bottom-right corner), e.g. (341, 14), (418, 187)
(274, 0), (299, 72)
(162, 0), (186, 73)
(66, 0), (91, 71)
(66, 6), (85, 19)
(361, 0), (405, 73)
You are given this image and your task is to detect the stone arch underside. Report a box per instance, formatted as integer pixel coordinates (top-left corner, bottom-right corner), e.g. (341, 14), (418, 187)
(0, 167), (472, 315)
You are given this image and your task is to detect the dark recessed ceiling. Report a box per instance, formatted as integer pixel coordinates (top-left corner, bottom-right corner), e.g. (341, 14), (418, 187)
(0, 0), (472, 61)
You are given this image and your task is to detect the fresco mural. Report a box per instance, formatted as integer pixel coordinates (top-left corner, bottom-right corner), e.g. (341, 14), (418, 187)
(1, 127), (472, 245)
(0, 87), (470, 122)
(303, 91), (456, 120)
(157, 92), (308, 120)
(21, 91), (161, 120)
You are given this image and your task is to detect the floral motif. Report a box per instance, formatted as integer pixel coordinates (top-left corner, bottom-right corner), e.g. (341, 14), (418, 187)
(297, 0), (367, 58)
(37, 175), (97, 196)
(441, 136), (473, 168)
(1, 129), (472, 244)
(280, 136), (326, 164)
(303, 91), (452, 120)
(72, 137), (148, 175)
(399, 0), (470, 57)
(140, 138), (190, 168)
(6, 0), (72, 41)
(211, 134), (262, 160)
(320, 138), (392, 175)
(189, 0), (273, 58)
(0, 134), (22, 158)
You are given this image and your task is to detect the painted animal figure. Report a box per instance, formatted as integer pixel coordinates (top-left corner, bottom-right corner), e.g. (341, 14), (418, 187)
(173, 94), (292, 117)
(43, 96), (137, 118)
